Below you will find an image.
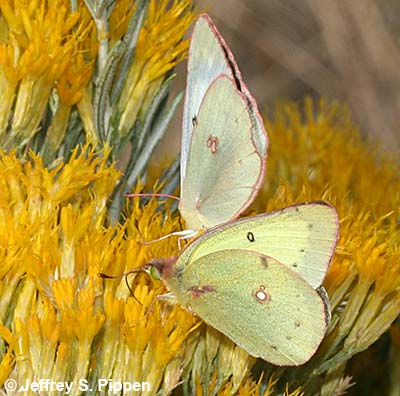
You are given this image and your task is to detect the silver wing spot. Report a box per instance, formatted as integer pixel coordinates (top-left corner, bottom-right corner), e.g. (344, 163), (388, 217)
(253, 285), (270, 304)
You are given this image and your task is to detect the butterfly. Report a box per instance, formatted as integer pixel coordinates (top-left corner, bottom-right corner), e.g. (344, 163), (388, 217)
(178, 14), (269, 239)
(128, 14), (268, 244)
(136, 14), (339, 366)
(151, 201), (339, 365)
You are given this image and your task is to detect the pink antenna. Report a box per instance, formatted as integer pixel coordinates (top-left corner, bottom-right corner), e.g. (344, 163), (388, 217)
(125, 192), (180, 201)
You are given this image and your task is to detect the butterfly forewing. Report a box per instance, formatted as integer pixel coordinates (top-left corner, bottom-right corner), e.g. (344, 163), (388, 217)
(179, 202), (339, 289)
(181, 15), (235, 186)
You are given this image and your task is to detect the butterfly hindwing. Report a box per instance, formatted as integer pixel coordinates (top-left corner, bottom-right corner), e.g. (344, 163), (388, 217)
(165, 249), (327, 366)
(181, 15), (235, 186)
(179, 76), (263, 230)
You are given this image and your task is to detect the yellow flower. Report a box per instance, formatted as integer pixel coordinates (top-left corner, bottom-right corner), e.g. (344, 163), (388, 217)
(115, 0), (197, 136)
(0, 56), (398, 396)
(0, 1), (95, 149)
(193, 373), (303, 396)
(0, 145), (202, 395)
(259, 99), (400, 393)
(182, 325), (255, 395)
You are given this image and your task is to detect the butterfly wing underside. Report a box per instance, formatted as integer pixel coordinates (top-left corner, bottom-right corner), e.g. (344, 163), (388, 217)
(179, 203), (339, 289)
(179, 76), (263, 230)
(167, 249), (327, 366)
(181, 15), (235, 187)
(181, 14), (268, 199)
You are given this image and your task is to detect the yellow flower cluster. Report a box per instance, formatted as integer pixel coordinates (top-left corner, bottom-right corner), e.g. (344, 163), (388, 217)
(0, 0), (195, 156)
(260, 99), (400, 393)
(116, 0), (196, 136)
(0, 141), (314, 395)
(0, 146), (198, 395)
(0, 0), (95, 149)
(0, 0), (398, 393)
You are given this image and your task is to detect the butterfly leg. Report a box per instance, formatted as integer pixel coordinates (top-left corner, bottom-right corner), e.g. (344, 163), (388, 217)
(140, 229), (199, 250)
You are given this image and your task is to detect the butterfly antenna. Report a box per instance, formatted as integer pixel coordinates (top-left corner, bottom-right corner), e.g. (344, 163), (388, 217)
(126, 192), (192, 249)
(125, 192), (180, 201)
(98, 270), (143, 306)
(124, 270), (140, 302)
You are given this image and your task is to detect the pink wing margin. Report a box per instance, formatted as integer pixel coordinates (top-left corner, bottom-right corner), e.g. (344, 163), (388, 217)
(181, 14), (269, 228)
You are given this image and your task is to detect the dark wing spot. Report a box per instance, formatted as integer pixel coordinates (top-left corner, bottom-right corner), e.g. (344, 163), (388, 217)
(202, 285), (216, 293)
(299, 249), (305, 253)
(192, 116), (198, 127)
(247, 232), (255, 242)
(206, 135), (219, 154)
(271, 345), (277, 350)
(295, 320), (301, 328)
(190, 285), (215, 299)
(292, 263), (298, 268)
(260, 257), (269, 268)
(190, 287), (203, 299)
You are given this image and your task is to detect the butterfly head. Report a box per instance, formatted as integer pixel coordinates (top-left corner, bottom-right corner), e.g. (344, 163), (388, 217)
(148, 256), (178, 280)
